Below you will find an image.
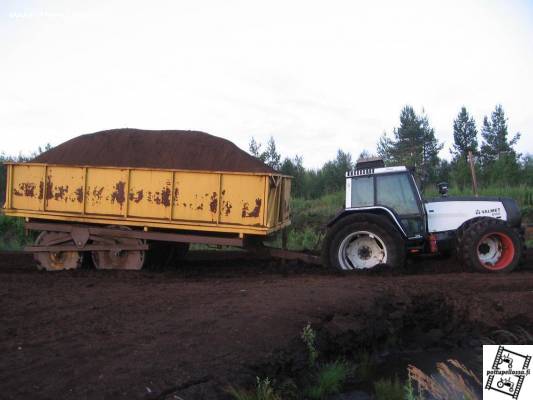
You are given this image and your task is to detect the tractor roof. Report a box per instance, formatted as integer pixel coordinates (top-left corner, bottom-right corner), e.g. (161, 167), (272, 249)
(346, 165), (408, 177)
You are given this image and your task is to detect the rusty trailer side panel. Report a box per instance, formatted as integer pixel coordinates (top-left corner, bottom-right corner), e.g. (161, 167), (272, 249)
(3, 163), (291, 236)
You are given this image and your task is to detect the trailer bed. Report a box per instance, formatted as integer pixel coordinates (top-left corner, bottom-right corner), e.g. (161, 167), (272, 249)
(3, 163), (291, 236)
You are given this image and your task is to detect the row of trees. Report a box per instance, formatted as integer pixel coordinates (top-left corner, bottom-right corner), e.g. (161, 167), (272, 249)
(378, 104), (527, 190)
(250, 104), (532, 198)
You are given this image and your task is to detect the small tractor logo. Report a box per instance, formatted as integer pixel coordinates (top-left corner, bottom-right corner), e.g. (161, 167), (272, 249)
(497, 353), (514, 370)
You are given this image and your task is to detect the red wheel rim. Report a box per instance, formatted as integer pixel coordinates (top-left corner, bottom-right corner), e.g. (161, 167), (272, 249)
(477, 232), (515, 270)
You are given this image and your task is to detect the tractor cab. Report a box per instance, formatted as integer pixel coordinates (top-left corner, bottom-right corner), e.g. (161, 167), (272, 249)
(345, 159), (426, 240)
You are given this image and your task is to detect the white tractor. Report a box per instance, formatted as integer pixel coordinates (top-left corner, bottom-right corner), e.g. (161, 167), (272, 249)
(322, 158), (525, 273)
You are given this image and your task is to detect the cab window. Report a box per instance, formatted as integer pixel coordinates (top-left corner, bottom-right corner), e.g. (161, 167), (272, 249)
(375, 173), (419, 215)
(350, 176), (374, 207)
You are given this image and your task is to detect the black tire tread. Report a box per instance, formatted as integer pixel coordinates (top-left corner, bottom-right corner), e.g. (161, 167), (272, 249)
(321, 213), (406, 270)
(459, 218), (522, 273)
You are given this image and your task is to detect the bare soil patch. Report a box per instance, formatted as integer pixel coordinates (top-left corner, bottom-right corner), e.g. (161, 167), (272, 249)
(0, 251), (532, 399)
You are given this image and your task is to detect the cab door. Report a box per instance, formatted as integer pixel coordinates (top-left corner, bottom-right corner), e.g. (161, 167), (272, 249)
(374, 172), (426, 238)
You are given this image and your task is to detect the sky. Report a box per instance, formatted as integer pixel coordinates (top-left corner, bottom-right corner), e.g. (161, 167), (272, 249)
(1, 0), (532, 168)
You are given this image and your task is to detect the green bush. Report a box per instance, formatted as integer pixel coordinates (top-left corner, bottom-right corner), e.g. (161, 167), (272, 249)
(282, 191), (344, 251)
(306, 360), (351, 400)
(0, 215), (28, 250)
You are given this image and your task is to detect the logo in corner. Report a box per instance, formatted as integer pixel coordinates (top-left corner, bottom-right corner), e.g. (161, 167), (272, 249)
(484, 345), (532, 399)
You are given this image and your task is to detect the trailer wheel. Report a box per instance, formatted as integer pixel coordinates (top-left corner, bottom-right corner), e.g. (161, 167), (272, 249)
(91, 226), (146, 270)
(322, 214), (405, 270)
(459, 219), (522, 273)
(34, 231), (83, 271)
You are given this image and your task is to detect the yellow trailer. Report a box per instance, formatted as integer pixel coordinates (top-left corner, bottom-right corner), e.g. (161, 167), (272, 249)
(2, 162), (293, 270)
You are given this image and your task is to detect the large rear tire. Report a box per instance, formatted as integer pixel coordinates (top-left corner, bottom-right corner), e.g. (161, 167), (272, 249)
(459, 219), (522, 273)
(322, 214), (406, 270)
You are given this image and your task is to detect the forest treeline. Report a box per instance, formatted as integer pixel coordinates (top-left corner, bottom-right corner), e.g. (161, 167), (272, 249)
(0, 104), (531, 201)
(250, 104), (532, 198)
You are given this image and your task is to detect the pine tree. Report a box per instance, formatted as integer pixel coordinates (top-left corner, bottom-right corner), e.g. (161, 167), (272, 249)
(480, 105), (520, 165)
(479, 105), (521, 185)
(248, 137), (263, 159)
(449, 107), (478, 190)
(321, 150), (353, 193)
(248, 136), (281, 170)
(451, 107), (478, 161)
(377, 105), (443, 188)
(263, 137), (281, 170)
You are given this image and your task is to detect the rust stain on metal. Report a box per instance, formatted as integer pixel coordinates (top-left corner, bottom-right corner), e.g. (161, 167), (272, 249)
(54, 185), (69, 201)
(38, 181), (44, 200)
(75, 187), (84, 203)
(45, 176), (54, 200)
(182, 202), (187, 207)
(92, 186), (104, 201)
(196, 203), (204, 210)
(129, 190), (144, 203)
(111, 181), (126, 207)
(222, 200), (232, 216)
(154, 191), (162, 205)
(209, 192), (218, 213)
(173, 188), (179, 205)
(25, 183), (35, 197)
(160, 187), (171, 207)
(14, 182), (36, 197)
(242, 198), (262, 218)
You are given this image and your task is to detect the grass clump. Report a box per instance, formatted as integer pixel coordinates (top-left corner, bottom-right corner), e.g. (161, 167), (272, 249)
(300, 323), (318, 367)
(407, 360), (480, 400)
(227, 377), (281, 400)
(306, 360), (350, 400)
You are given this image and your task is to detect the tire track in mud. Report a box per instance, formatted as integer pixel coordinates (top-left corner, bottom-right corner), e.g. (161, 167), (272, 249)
(0, 251), (532, 399)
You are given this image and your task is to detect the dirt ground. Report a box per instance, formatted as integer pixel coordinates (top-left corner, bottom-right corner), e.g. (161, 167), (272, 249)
(1, 251), (532, 400)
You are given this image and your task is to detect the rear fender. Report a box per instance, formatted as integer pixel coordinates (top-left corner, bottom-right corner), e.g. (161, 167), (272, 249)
(327, 206), (407, 238)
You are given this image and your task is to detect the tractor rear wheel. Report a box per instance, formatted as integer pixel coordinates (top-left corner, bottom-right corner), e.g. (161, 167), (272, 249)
(322, 214), (405, 270)
(459, 219), (522, 273)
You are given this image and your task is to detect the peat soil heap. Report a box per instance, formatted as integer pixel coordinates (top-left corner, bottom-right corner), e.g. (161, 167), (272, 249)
(33, 128), (275, 173)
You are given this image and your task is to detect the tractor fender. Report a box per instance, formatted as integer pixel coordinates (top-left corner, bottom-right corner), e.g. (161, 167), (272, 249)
(327, 206), (408, 238)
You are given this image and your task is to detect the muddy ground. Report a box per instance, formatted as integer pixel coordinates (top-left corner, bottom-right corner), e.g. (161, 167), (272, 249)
(1, 251), (532, 400)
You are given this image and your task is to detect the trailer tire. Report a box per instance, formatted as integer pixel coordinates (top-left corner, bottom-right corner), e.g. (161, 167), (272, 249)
(459, 218), (522, 273)
(322, 213), (405, 270)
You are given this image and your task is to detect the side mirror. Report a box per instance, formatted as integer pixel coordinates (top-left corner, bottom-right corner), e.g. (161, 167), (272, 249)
(437, 182), (448, 197)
